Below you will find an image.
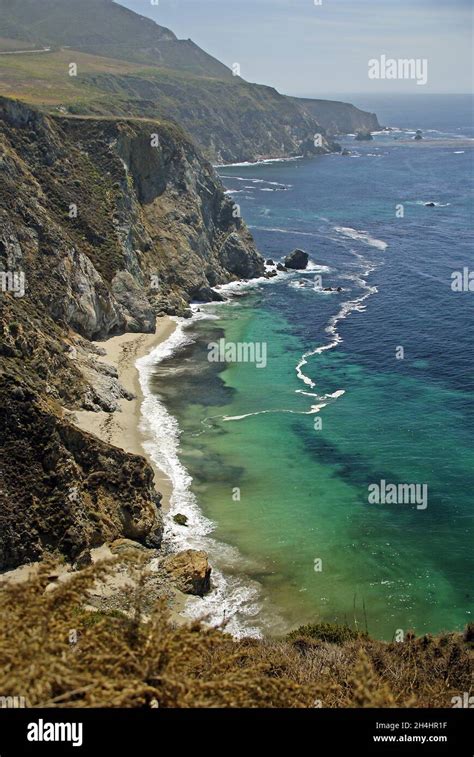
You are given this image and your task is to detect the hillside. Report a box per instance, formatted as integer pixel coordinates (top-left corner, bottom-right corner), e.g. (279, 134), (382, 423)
(0, 48), (340, 163)
(0, 0), (233, 78)
(0, 0), (380, 163)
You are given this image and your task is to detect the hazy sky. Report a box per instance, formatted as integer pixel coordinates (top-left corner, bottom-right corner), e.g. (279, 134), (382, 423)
(119, 0), (473, 96)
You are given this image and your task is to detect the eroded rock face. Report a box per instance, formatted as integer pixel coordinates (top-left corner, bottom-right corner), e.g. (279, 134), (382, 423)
(284, 249), (309, 270)
(162, 549), (211, 596)
(0, 379), (163, 571)
(0, 96), (265, 338)
(219, 232), (264, 279)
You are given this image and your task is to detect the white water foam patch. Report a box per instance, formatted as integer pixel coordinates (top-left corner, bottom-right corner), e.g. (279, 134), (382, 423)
(214, 156), (303, 168)
(221, 389), (346, 423)
(334, 226), (388, 251)
(220, 176), (292, 190)
(136, 318), (273, 638)
(249, 225), (322, 239)
(306, 261), (332, 272)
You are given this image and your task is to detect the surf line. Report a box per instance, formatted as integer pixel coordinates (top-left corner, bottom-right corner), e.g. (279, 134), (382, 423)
(295, 243), (385, 400)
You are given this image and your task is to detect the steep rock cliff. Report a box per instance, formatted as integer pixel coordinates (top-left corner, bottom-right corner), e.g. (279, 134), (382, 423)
(0, 96), (263, 338)
(0, 95), (264, 570)
(293, 97), (381, 136)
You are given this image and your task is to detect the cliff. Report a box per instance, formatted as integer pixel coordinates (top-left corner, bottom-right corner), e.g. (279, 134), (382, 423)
(0, 95), (263, 570)
(75, 72), (340, 164)
(293, 97), (381, 135)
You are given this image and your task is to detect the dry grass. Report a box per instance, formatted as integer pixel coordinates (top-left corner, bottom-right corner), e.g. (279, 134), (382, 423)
(0, 559), (471, 708)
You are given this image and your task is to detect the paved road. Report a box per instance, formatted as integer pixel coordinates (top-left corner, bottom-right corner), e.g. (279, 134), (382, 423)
(0, 47), (51, 56)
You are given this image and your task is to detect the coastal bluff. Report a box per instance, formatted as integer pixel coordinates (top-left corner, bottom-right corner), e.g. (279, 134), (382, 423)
(0, 95), (264, 572)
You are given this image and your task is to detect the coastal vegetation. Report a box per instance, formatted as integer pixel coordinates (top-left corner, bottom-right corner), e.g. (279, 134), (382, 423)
(0, 559), (471, 708)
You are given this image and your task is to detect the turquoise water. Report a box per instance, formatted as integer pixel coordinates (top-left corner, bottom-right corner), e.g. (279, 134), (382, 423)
(147, 96), (474, 639)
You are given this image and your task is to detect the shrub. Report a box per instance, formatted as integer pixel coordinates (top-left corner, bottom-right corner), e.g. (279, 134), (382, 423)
(287, 622), (365, 645)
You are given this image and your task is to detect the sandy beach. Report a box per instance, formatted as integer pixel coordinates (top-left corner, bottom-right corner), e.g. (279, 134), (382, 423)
(72, 316), (177, 508)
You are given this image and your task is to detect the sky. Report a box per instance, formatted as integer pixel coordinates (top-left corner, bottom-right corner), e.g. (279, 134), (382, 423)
(119, 0), (473, 96)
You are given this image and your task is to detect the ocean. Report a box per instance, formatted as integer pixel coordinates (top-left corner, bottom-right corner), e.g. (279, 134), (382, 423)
(138, 94), (474, 639)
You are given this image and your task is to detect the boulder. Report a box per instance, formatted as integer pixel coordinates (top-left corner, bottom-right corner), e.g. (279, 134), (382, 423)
(162, 549), (211, 596)
(355, 131), (373, 141)
(110, 538), (151, 556)
(173, 513), (188, 527)
(192, 285), (225, 303)
(265, 259), (275, 266)
(276, 263), (288, 272)
(284, 249), (309, 270)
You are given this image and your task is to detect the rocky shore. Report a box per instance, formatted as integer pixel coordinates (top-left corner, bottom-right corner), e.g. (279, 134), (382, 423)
(0, 95), (264, 606)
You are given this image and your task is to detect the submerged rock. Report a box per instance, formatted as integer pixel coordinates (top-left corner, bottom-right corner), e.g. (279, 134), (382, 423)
(284, 249), (309, 270)
(162, 549), (211, 596)
(173, 513), (188, 527)
(425, 202), (436, 207)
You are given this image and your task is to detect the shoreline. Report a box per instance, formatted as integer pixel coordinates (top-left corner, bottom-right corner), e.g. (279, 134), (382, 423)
(72, 316), (177, 509)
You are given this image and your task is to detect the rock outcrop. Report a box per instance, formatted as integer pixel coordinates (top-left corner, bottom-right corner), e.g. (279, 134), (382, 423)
(0, 379), (163, 571)
(284, 249), (309, 270)
(162, 549), (211, 596)
(355, 131), (374, 141)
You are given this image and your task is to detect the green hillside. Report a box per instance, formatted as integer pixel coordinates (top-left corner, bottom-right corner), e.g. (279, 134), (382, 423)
(0, 0), (233, 78)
